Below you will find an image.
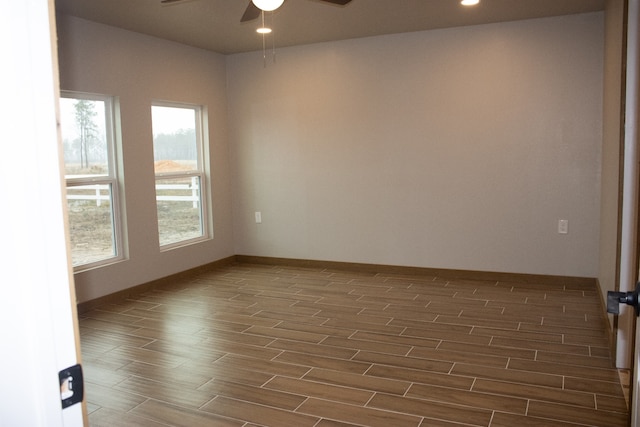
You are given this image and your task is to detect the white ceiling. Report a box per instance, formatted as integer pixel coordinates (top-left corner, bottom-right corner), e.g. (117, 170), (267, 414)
(54, 0), (605, 55)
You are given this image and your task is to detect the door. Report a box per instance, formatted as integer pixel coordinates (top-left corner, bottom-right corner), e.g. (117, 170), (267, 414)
(626, 0), (640, 422)
(0, 0), (86, 425)
(616, 0), (640, 423)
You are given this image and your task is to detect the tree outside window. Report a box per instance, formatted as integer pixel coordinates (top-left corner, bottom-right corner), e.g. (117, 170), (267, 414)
(60, 93), (123, 268)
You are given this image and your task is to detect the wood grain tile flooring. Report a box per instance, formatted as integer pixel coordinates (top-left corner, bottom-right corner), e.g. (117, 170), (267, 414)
(79, 263), (629, 426)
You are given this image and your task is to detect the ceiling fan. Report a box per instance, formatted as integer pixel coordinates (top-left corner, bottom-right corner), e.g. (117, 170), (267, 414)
(160, 0), (353, 23)
(240, 0), (352, 22)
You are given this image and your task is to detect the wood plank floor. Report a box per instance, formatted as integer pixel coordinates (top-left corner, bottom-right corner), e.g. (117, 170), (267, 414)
(79, 263), (630, 426)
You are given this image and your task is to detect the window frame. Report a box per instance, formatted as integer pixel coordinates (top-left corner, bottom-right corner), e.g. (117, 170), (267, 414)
(61, 91), (125, 270)
(152, 100), (210, 250)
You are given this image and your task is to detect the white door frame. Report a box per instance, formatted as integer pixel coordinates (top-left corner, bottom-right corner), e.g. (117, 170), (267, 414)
(630, 0), (640, 420)
(0, 0), (85, 425)
(619, 0), (640, 423)
(618, 0), (640, 372)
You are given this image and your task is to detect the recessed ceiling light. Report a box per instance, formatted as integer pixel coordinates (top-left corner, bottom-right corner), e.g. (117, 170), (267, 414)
(256, 27), (272, 34)
(461, 0), (480, 5)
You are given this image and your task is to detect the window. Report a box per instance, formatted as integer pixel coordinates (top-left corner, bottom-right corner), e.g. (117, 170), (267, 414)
(151, 102), (208, 248)
(60, 92), (123, 269)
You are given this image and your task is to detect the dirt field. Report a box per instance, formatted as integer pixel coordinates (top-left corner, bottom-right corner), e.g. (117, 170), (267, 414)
(67, 160), (202, 266)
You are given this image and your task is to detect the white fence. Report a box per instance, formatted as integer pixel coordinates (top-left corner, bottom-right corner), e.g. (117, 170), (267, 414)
(67, 178), (200, 208)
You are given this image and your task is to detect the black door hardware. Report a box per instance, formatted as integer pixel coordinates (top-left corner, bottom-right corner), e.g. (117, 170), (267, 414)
(607, 282), (640, 317)
(59, 364), (84, 409)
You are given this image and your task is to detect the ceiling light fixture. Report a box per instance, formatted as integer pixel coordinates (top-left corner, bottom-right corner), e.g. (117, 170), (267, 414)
(252, 0), (284, 12)
(461, 0), (480, 5)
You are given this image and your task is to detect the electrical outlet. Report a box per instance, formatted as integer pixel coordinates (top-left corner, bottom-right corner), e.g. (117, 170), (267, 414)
(558, 219), (568, 234)
(255, 211), (262, 224)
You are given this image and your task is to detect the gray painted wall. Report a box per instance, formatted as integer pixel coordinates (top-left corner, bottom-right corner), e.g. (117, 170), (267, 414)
(228, 13), (604, 278)
(57, 16), (235, 302)
(57, 12), (605, 303)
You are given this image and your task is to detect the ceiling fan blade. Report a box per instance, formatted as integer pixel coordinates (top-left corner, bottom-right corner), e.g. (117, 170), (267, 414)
(318, 0), (352, 5)
(160, 0), (194, 5)
(241, 1), (262, 22)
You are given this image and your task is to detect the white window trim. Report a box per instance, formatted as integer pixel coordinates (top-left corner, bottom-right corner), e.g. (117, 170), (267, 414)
(152, 100), (211, 250)
(61, 91), (125, 271)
